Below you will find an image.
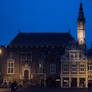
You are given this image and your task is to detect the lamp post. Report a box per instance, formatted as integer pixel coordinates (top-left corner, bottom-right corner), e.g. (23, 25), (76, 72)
(0, 48), (3, 84)
(0, 49), (2, 55)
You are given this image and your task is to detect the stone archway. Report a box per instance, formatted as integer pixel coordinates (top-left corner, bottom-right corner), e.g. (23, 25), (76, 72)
(22, 64), (31, 80)
(24, 70), (29, 80)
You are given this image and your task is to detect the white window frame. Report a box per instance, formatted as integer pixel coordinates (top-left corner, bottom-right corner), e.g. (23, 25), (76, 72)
(79, 63), (85, 73)
(88, 61), (92, 71)
(7, 59), (15, 74)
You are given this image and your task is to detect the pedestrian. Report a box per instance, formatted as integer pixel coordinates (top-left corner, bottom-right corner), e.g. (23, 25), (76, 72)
(10, 81), (17, 92)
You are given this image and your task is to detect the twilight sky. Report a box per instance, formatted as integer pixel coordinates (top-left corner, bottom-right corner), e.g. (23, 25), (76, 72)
(0, 0), (92, 49)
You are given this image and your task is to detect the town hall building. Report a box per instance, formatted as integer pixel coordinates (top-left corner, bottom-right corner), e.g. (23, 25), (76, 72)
(0, 2), (92, 88)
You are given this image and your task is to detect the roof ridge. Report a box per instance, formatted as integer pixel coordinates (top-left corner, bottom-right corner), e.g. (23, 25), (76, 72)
(8, 32), (73, 47)
(19, 32), (70, 34)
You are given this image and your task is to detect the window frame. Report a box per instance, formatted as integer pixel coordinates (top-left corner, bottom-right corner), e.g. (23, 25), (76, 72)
(50, 64), (56, 74)
(7, 59), (15, 74)
(88, 61), (92, 71)
(79, 63), (85, 73)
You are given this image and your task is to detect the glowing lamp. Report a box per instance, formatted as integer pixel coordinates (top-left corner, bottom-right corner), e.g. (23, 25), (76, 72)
(0, 49), (2, 55)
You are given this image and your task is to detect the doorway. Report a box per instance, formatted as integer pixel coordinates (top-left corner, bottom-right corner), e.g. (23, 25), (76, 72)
(24, 70), (29, 80)
(71, 78), (77, 88)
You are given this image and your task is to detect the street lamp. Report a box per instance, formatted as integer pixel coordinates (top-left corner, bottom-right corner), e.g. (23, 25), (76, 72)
(0, 48), (3, 84)
(0, 49), (2, 55)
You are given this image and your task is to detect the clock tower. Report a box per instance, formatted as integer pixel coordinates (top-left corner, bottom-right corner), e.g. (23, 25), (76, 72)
(77, 2), (85, 45)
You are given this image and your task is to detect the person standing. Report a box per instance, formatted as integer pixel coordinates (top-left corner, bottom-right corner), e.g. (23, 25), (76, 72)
(11, 81), (17, 92)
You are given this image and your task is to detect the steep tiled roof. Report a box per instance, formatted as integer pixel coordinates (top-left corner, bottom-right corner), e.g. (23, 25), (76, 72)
(8, 32), (73, 47)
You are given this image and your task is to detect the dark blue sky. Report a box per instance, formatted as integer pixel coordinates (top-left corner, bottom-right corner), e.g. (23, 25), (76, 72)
(0, 0), (92, 48)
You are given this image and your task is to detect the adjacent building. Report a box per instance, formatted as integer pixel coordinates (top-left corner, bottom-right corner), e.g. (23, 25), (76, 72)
(61, 40), (88, 88)
(61, 2), (88, 88)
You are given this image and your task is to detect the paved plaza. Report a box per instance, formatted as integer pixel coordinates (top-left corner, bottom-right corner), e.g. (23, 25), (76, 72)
(0, 88), (9, 92)
(16, 88), (91, 92)
(0, 87), (92, 92)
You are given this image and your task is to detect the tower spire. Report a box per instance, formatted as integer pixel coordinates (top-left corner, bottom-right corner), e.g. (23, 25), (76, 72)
(77, 2), (86, 54)
(77, 2), (86, 45)
(77, 2), (85, 23)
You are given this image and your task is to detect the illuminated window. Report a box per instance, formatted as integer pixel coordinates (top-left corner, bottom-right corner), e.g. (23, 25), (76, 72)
(80, 64), (85, 73)
(88, 61), (92, 70)
(7, 59), (15, 74)
(88, 66), (92, 70)
(88, 75), (92, 78)
(63, 78), (69, 88)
